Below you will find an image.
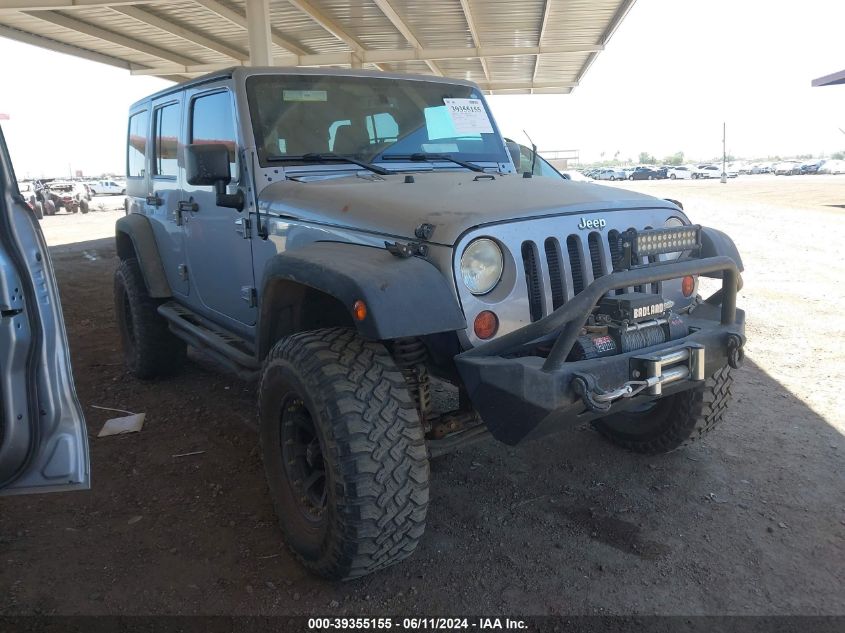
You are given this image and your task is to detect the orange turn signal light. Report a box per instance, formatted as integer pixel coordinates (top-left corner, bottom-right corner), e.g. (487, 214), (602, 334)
(682, 275), (696, 297)
(352, 300), (367, 321)
(473, 310), (499, 340)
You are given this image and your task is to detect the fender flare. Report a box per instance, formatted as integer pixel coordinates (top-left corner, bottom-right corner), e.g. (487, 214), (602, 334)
(700, 226), (744, 272)
(115, 214), (171, 298)
(257, 242), (466, 356)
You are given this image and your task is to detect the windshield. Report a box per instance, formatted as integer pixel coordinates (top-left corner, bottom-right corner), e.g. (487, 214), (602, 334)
(246, 74), (508, 168)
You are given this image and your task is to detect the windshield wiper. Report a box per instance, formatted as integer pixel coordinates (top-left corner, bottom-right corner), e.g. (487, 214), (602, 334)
(266, 152), (392, 176)
(381, 152), (486, 173)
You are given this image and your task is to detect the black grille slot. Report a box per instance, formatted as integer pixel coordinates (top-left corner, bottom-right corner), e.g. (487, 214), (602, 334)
(588, 232), (605, 280)
(607, 229), (621, 268)
(566, 235), (584, 295)
(544, 238), (565, 310)
(607, 230), (625, 295)
(521, 241), (543, 322)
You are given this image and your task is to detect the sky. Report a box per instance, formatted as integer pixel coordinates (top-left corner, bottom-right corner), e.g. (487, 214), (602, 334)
(1, 0), (843, 177)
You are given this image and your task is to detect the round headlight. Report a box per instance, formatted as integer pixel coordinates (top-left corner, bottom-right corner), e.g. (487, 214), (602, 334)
(663, 216), (686, 259)
(460, 238), (503, 295)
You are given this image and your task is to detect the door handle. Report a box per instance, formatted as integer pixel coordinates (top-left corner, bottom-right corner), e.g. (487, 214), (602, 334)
(146, 194), (162, 207)
(178, 200), (198, 213)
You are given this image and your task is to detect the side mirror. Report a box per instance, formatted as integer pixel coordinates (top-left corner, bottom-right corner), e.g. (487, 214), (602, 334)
(505, 140), (521, 171)
(185, 143), (243, 211)
(186, 143), (230, 186)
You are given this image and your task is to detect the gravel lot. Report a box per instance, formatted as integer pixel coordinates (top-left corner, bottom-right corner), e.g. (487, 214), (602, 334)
(1, 176), (843, 616)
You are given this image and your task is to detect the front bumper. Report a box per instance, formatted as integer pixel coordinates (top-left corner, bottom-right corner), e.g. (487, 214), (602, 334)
(454, 256), (745, 445)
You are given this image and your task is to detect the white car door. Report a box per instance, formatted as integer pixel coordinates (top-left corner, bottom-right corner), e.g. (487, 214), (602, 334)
(0, 126), (89, 495)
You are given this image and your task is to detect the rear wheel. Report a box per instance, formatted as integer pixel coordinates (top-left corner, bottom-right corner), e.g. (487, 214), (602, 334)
(114, 258), (186, 379)
(259, 328), (429, 580)
(593, 366), (733, 454)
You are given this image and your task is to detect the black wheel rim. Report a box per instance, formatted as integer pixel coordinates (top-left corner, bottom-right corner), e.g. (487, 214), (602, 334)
(280, 395), (327, 524)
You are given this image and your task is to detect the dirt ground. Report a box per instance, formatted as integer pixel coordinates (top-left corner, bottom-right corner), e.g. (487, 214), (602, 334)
(1, 176), (843, 616)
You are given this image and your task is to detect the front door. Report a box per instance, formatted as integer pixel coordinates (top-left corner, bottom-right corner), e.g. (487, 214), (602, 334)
(182, 86), (256, 326)
(0, 125), (89, 495)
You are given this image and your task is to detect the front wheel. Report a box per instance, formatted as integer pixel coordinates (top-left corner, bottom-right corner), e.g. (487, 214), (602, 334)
(670, 173), (676, 179)
(593, 366), (733, 454)
(628, 176), (634, 180)
(79, 199), (89, 214)
(259, 328), (429, 580)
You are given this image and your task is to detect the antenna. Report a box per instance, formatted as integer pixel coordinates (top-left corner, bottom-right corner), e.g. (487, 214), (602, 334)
(523, 129), (537, 174)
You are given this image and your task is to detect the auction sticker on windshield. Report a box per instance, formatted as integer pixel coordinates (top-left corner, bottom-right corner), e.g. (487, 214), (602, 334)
(443, 98), (494, 134)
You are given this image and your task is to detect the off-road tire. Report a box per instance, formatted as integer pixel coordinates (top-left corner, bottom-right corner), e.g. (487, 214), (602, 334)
(259, 327), (429, 580)
(32, 201), (44, 220)
(79, 199), (89, 214)
(593, 366), (733, 454)
(114, 258), (186, 379)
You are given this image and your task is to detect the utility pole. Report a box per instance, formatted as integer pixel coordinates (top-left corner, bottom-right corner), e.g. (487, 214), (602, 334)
(721, 121), (727, 184)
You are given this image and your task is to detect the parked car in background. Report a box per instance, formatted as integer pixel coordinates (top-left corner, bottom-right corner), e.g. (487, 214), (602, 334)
(628, 166), (661, 180)
(89, 179), (125, 195)
(692, 165), (722, 179)
(594, 167), (626, 181)
(47, 181), (89, 213)
(774, 161), (801, 176)
(563, 170), (593, 181)
(819, 159), (845, 174)
(667, 165), (693, 179)
(799, 160), (823, 175)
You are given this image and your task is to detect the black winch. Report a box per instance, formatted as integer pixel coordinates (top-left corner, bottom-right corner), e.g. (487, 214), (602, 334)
(568, 292), (688, 361)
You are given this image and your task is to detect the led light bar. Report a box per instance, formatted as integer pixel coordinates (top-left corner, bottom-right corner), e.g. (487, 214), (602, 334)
(631, 225), (700, 257)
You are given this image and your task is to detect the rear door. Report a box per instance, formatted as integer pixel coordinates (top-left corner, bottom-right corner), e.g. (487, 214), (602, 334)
(0, 125), (89, 495)
(148, 94), (189, 297)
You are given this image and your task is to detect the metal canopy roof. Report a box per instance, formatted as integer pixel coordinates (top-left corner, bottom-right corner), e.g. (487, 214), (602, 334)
(812, 69), (845, 87)
(0, 0), (635, 93)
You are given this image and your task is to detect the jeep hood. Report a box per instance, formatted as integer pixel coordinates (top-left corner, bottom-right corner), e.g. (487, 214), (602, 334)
(257, 172), (678, 246)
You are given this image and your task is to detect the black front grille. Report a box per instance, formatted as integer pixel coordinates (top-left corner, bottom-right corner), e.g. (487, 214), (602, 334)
(521, 241), (543, 322)
(519, 228), (662, 322)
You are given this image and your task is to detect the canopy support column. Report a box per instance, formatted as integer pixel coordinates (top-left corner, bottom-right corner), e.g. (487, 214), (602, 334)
(245, 0), (273, 66)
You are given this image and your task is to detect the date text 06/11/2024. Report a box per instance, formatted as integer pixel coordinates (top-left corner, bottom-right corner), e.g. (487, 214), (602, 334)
(307, 617), (528, 630)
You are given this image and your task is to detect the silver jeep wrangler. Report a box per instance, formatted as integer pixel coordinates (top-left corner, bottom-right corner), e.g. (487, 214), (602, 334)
(116, 67), (745, 580)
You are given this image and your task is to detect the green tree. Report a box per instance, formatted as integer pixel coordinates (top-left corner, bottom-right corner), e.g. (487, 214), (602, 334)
(663, 151), (685, 166)
(638, 151), (657, 165)
(832, 151), (844, 160)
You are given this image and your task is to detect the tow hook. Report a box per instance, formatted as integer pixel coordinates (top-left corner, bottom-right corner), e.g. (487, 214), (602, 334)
(574, 372), (659, 413)
(727, 334), (745, 369)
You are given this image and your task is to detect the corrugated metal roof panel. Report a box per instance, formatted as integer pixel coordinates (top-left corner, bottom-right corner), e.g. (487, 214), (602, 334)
(0, 0), (635, 90)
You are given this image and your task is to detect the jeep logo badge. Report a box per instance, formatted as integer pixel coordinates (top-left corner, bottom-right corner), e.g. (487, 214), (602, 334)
(578, 217), (607, 230)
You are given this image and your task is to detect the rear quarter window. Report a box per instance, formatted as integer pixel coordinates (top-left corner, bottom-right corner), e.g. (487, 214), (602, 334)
(127, 110), (148, 178)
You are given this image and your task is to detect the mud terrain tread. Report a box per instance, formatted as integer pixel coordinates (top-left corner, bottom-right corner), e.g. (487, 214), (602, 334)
(594, 366), (733, 454)
(114, 258), (186, 379)
(259, 328), (429, 580)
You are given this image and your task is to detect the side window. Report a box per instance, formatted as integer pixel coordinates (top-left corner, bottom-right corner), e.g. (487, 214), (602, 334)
(191, 91), (238, 180)
(127, 110), (148, 178)
(154, 102), (180, 178)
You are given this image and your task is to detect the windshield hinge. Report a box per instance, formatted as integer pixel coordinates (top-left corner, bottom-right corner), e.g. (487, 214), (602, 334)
(385, 241), (428, 258)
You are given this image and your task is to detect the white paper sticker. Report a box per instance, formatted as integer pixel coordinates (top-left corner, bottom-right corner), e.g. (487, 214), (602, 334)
(443, 98), (493, 135)
(283, 90), (328, 102)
